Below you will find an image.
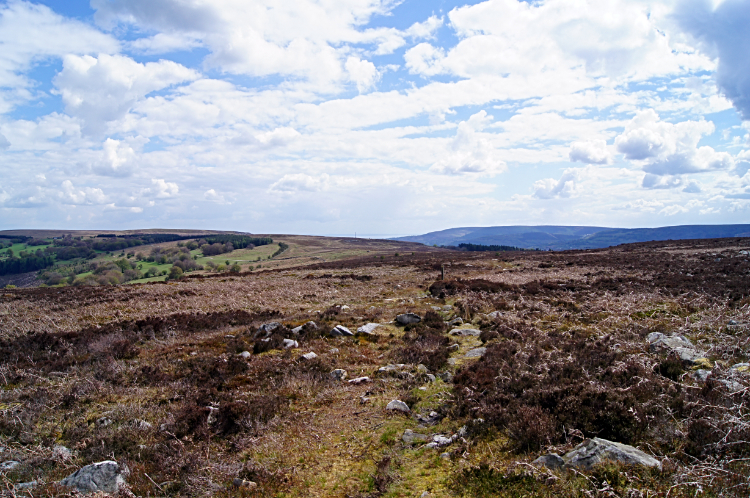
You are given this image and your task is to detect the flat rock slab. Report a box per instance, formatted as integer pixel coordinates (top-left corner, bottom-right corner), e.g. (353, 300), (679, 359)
(533, 453), (564, 470)
(330, 325), (353, 337)
(60, 461), (127, 494)
(300, 352), (318, 360)
(563, 438), (661, 470)
(402, 429), (429, 444)
(396, 313), (421, 325)
(464, 347), (487, 358)
(357, 323), (381, 335)
(449, 328), (481, 336)
(348, 376), (370, 385)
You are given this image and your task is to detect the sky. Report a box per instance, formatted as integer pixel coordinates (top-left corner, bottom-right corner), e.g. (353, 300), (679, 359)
(0, 0), (749, 236)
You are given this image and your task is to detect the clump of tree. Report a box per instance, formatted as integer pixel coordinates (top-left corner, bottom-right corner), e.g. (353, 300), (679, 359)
(199, 235), (272, 256)
(0, 251), (54, 276)
(271, 242), (289, 258)
(455, 243), (525, 252)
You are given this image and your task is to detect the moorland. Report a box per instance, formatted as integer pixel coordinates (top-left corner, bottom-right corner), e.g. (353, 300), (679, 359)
(0, 234), (749, 497)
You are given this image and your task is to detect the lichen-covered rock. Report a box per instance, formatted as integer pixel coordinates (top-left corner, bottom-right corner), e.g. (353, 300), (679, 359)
(647, 333), (705, 365)
(562, 438), (661, 470)
(60, 460), (128, 494)
(396, 313), (421, 325)
(257, 322), (281, 337)
(464, 347), (487, 358)
(402, 429), (429, 444)
(449, 328), (481, 336)
(330, 369), (347, 381)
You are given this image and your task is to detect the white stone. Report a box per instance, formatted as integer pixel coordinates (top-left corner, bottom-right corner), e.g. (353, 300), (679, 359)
(449, 328), (481, 336)
(386, 400), (410, 413)
(301, 352), (318, 360)
(563, 438), (661, 470)
(60, 461), (128, 494)
(283, 339), (299, 349)
(330, 325), (353, 337)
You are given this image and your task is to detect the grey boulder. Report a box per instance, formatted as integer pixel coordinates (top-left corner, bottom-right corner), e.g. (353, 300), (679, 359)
(330, 369), (348, 381)
(356, 323), (381, 338)
(300, 352), (318, 360)
(464, 347), (487, 358)
(647, 333), (706, 365)
(386, 400), (410, 413)
(257, 322), (281, 337)
(282, 339), (299, 349)
(402, 429), (429, 444)
(396, 313), (421, 325)
(533, 453), (564, 470)
(330, 325), (353, 337)
(449, 328), (481, 337)
(60, 461), (128, 494)
(563, 438), (661, 470)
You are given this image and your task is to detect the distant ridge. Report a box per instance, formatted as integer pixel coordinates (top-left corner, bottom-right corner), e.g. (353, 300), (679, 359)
(393, 224), (750, 250)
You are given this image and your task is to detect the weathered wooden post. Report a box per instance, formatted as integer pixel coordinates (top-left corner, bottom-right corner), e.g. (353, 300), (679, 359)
(441, 264), (445, 280)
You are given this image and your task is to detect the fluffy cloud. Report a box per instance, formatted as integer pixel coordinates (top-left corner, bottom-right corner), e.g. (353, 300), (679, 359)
(90, 138), (136, 177)
(53, 54), (199, 131)
(269, 173), (330, 193)
(59, 180), (107, 205)
(0, 1), (117, 113)
(676, 0), (750, 119)
(0, 133), (9, 150)
(345, 57), (379, 93)
(150, 179), (179, 198)
(533, 169), (579, 199)
(569, 140), (611, 164)
(616, 110), (733, 176)
(430, 111), (506, 175)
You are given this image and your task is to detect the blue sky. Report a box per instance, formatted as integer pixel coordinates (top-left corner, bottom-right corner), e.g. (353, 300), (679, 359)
(0, 0), (749, 235)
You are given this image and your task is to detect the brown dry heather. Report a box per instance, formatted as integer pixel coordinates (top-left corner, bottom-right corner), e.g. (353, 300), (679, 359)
(0, 237), (749, 497)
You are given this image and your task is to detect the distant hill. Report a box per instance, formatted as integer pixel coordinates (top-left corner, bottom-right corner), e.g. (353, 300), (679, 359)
(393, 224), (750, 250)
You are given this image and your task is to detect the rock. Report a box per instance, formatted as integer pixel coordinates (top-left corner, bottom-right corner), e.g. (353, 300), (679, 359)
(232, 478), (257, 489)
(731, 363), (750, 372)
(239, 351), (251, 359)
(438, 371), (453, 383)
(464, 347), (487, 358)
(96, 416), (113, 427)
(282, 339), (299, 349)
(402, 429), (429, 444)
(430, 434), (455, 447)
(447, 343), (459, 351)
(15, 481), (37, 490)
(60, 461), (128, 494)
(300, 352), (318, 360)
(693, 358), (713, 369)
(386, 400), (410, 413)
(426, 374), (436, 382)
(379, 364), (406, 373)
(443, 305), (453, 311)
(562, 438), (661, 470)
(0, 460), (20, 471)
(416, 411), (442, 425)
(440, 452), (450, 459)
(416, 364), (429, 373)
(448, 317), (463, 326)
(292, 321), (318, 334)
(329, 348), (339, 354)
(257, 322), (281, 337)
(648, 333), (706, 365)
(396, 313), (421, 325)
(488, 311), (504, 319)
(694, 369), (711, 382)
(449, 328), (481, 337)
(356, 323), (381, 336)
(348, 376), (370, 385)
(533, 453), (564, 470)
(53, 445), (73, 461)
(330, 325), (353, 337)
(330, 369), (348, 381)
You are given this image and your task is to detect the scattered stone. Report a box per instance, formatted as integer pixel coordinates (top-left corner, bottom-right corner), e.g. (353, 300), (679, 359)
(348, 376), (370, 385)
(464, 347), (487, 358)
(239, 351), (251, 359)
(730, 363), (750, 372)
(329, 348), (339, 354)
(225, 334), (235, 339)
(488, 311), (504, 319)
(53, 445), (73, 461)
(15, 481), (37, 490)
(440, 452), (450, 460)
(647, 333), (706, 365)
(533, 453), (564, 470)
(60, 461), (128, 494)
(190, 351), (198, 356)
(300, 352), (318, 361)
(426, 374), (436, 382)
(330, 325), (353, 337)
(356, 323), (381, 338)
(360, 396), (371, 404)
(330, 369), (348, 381)
(442, 305), (453, 311)
(438, 371), (453, 383)
(562, 438), (661, 470)
(396, 313), (421, 325)
(694, 369), (711, 382)
(232, 478), (258, 489)
(257, 322), (281, 337)
(379, 364), (406, 373)
(292, 321), (318, 334)
(0, 460), (21, 471)
(282, 339), (299, 349)
(416, 364), (429, 373)
(447, 317), (463, 326)
(449, 328), (481, 337)
(431, 306), (442, 311)
(386, 400), (410, 413)
(416, 411), (442, 425)
(429, 434), (455, 447)
(96, 416), (113, 427)
(447, 344), (459, 351)
(402, 429), (429, 444)
(341, 305), (350, 310)
(421, 491), (431, 497)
